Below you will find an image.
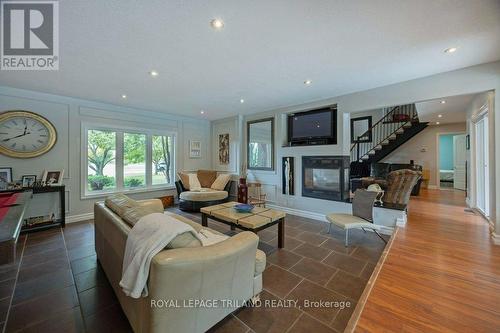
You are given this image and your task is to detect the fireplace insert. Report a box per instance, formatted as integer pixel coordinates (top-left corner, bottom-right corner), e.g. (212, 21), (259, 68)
(302, 156), (350, 201)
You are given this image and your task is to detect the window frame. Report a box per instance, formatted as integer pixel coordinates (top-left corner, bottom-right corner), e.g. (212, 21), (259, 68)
(81, 123), (176, 199)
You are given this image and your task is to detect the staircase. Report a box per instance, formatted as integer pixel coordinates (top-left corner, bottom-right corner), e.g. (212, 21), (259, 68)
(350, 103), (428, 178)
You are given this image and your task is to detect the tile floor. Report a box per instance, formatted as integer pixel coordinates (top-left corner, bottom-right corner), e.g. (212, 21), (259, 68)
(0, 207), (386, 333)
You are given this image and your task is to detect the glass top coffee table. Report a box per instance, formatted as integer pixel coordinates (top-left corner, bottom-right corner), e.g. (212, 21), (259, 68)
(200, 201), (286, 248)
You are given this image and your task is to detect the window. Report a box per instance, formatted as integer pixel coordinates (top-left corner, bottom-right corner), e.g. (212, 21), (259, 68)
(152, 135), (173, 185)
(124, 133), (146, 188)
(84, 126), (175, 196)
(87, 130), (116, 192)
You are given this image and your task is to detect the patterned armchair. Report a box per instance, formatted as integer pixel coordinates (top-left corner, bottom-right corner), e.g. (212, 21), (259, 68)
(384, 169), (422, 205)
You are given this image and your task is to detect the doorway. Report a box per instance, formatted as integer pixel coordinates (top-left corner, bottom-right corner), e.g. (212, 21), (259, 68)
(438, 133), (466, 190)
(475, 114), (489, 216)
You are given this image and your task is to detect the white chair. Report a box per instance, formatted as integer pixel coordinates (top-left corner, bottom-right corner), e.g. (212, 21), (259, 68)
(326, 189), (387, 247)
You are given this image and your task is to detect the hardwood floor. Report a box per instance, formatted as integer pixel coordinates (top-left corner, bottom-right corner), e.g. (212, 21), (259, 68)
(351, 189), (500, 333)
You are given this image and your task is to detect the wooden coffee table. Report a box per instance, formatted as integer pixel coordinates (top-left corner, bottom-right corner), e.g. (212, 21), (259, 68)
(200, 202), (286, 248)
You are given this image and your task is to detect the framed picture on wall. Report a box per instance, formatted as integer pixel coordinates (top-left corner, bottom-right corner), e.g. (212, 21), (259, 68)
(189, 140), (201, 158)
(218, 133), (230, 165)
(351, 116), (372, 143)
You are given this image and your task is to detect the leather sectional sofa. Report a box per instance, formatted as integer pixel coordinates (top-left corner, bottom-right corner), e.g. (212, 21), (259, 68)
(94, 196), (265, 333)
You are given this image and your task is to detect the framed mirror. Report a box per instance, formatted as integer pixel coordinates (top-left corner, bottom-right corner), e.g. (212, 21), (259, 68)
(351, 116), (372, 143)
(247, 118), (274, 170)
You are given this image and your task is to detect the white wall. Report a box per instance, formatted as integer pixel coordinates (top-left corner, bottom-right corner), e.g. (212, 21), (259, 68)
(0, 86), (211, 221)
(382, 123), (466, 187)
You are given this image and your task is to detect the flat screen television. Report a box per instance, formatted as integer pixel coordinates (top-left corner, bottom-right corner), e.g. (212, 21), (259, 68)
(287, 107), (337, 145)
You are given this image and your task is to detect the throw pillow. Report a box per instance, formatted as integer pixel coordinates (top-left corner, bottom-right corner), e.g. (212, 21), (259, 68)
(105, 194), (137, 217)
(197, 170), (217, 188)
(177, 172), (191, 190)
(188, 173), (202, 190)
(122, 205), (159, 226)
(211, 174), (231, 191)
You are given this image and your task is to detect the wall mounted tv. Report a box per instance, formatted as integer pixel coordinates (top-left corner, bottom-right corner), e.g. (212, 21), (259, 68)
(287, 106), (337, 146)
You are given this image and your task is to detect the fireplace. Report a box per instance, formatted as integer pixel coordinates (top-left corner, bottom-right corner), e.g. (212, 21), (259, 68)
(302, 156), (350, 201)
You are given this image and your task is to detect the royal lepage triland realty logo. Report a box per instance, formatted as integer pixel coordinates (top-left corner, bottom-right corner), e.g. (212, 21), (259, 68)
(1, 0), (59, 70)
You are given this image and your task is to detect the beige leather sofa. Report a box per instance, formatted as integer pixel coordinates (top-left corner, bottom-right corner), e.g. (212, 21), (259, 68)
(94, 199), (265, 333)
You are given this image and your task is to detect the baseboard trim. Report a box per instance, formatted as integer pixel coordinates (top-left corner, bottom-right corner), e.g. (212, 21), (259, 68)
(266, 203), (394, 235)
(266, 204), (328, 223)
(67, 212), (94, 223)
(492, 233), (500, 245)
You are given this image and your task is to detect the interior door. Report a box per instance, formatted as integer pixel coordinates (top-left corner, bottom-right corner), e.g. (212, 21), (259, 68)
(475, 116), (489, 216)
(453, 134), (466, 190)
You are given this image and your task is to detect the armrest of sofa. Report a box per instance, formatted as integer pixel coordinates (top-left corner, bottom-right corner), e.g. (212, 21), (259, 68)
(149, 231), (259, 299)
(136, 199), (164, 213)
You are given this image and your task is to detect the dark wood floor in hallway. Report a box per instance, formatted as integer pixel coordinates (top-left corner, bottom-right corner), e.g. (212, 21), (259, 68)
(350, 189), (500, 332)
(0, 206), (386, 332)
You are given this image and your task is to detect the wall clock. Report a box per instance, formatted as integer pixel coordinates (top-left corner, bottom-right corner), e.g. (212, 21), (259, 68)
(0, 110), (57, 158)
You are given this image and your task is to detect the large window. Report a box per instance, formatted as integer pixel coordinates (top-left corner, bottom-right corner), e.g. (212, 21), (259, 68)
(84, 126), (175, 196)
(124, 133), (146, 188)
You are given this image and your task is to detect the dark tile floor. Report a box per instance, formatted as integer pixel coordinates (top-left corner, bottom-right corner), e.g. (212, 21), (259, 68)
(0, 208), (386, 333)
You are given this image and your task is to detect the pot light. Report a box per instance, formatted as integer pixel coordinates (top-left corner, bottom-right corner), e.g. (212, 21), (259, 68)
(438, 114), (443, 118)
(210, 19), (224, 30)
(200, 110), (205, 114)
(444, 47), (457, 53)
(121, 94), (127, 99)
(436, 121), (440, 125)
(440, 100), (446, 104)
(304, 80), (312, 85)
(149, 70), (159, 77)
(240, 99), (245, 104)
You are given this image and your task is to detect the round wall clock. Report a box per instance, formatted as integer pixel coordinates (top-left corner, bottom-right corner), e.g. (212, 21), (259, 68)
(0, 110), (57, 158)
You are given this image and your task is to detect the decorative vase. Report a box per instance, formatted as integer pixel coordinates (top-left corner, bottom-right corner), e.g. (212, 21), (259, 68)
(237, 178), (248, 204)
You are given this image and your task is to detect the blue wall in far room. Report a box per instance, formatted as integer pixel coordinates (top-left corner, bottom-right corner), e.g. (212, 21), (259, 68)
(439, 134), (455, 170)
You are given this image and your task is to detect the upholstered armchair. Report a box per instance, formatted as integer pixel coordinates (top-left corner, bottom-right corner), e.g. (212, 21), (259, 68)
(384, 169), (422, 205)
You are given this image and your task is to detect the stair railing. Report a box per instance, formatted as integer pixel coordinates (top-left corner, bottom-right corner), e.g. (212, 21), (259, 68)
(350, 104), (419, 162)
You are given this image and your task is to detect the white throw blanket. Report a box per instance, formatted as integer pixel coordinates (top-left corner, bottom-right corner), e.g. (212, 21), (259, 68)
(119, 213), (201, 298)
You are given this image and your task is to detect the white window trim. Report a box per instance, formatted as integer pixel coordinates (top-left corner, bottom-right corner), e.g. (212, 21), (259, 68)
(81, 123), (176, 199)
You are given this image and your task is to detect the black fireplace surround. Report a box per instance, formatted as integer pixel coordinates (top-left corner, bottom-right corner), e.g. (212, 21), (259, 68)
(302, 156), (350, 201)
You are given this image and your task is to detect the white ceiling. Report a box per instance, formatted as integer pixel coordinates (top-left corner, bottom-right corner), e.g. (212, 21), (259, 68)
(415, 93), (476, 125)
(1, 0), (499, 120)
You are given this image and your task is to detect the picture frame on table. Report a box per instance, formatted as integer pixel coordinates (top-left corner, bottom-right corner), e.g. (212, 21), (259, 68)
(42, 169), (64, 186)
(0, 167), (13, 190)
(21, 175), (37, 188)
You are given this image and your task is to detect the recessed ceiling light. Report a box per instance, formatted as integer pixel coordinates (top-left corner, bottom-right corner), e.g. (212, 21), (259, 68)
(304, 80), (312, 85)
(200, 110), (205, 114)
(121, 94), (127, 99)
(149, 70), (159, 77)
(444, 47), (457, 53)
(210, 19), (224, 30)
(440, 100), (446, 104)
(438, 114), (443, 118)
(436, 121), (440, 125)
(240, 99), (245, 104)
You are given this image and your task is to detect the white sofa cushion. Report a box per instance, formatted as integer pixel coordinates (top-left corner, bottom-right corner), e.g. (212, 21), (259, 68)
(180, 189), (228, 202)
